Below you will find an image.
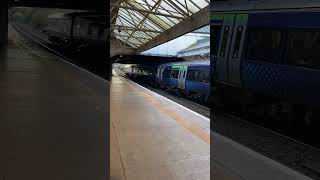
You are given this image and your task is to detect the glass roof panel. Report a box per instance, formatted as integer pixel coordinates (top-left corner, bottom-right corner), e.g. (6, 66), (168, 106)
(186, 1), (201, 13)
(160, 1), (180, 13)
(142, 25), (210, 56)
(112, 0), (209, 48)
(133, 31), (150, 39)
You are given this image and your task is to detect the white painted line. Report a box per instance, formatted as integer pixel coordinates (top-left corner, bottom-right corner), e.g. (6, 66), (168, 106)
(115, 71), (210, 122)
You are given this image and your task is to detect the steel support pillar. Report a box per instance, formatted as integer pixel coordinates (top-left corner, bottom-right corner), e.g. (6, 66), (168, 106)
(0, 0), (8, 46)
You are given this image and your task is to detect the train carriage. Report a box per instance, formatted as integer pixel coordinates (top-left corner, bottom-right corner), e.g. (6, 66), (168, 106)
(211, 0), (320, 128)
(157, 60), (210, 103)
(115, 59), (210, 104)
(46, 12), (107, 50)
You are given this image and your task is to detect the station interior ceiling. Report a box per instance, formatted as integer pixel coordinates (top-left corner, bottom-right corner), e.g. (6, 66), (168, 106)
(110, 0), (210, 57)
(8, 0), (210, 58)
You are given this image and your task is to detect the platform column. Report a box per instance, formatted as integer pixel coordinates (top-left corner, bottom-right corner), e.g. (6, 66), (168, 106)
(0, 0), (8, 46)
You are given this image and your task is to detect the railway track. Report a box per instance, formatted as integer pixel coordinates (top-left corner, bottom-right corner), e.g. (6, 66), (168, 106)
(12, 23), (109, 80)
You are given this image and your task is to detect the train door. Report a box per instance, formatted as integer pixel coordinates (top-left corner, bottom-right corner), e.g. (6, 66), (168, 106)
(216, 14), (235, 83)
(211, 19), (222, 87)
(211, 16), (223, 63)
(228, 14), (248, 85)
(216, 14), (247, 86)
(177, 66), (187, 89)
(157, 66), (162, 82)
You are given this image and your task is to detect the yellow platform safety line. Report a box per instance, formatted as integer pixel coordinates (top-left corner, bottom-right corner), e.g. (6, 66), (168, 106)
(128, 84), (210, 145)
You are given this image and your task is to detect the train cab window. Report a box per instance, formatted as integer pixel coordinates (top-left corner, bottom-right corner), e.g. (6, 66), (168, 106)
(232, 26), (243, 58)
(163, 69), (171, 78)
(246, 28), (282, 63)
(220, 26), (230, 57)
(211, 25), (222, 56)
(170, 70), (179, 79)
(286, 30), (320, 69)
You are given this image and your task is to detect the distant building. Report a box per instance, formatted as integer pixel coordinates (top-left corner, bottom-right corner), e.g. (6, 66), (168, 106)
(177, 38), (209, 61)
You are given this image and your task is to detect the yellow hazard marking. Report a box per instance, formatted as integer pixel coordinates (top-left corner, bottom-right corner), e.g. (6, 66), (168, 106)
(128, 83), (210, 144)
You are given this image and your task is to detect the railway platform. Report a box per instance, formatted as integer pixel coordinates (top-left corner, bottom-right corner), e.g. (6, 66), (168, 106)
(1, 25), (108, 179)
(111, 73), (312, 180)
(213, 132), (313, 180)
(110, 74), (210, 180)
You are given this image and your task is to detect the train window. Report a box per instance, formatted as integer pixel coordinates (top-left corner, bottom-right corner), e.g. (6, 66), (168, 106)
(211, 25), (222, 56)
(186, 70), (210, 83)
(187, 70), (195, 81)
(163, 69), (171, 78)
(187, 70), (194, 81)
(200, 71), (210, 83)
(220, 26), (230, 57)
(286, 30), (320, 69)
(246, 28), (282, 63)
(205, 71), (210, 83)
(170, 70), (179, 79)
(232, 26), (243, 59)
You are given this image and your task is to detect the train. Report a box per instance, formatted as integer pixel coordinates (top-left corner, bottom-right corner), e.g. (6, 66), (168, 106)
(43, 11), (109, 79)
(45, 12), (107, 51)
(114, 60), (210, 104)
(156, 60), (210, 103)
(211, 1), (320, 130)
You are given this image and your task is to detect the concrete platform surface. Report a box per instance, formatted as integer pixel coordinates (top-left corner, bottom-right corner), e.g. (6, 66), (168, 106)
(110, 74), (210, 180)
(213, 132), (313, 180)
(111, 72), (312, 180)
(0, 25), (109, 180)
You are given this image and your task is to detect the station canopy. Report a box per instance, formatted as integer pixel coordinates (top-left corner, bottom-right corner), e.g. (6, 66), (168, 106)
(142, 25), (209, 56)
(110, 0), (209, 51)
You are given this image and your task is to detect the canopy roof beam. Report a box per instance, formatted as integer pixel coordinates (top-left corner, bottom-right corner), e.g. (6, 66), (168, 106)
(110, 3), (185, 19)
(137, 5), (209, 53)
(111, 24), (162, 33)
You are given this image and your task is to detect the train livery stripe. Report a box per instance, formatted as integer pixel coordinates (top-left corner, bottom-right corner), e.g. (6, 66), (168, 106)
(211, 14), (224, 20)
(236, 14), (248, 23)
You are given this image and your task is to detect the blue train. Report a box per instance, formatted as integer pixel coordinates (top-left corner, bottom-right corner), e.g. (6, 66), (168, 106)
(211, 2), (320, 129)
(156, 60), (210, 103)
(115, 60), (210, 104)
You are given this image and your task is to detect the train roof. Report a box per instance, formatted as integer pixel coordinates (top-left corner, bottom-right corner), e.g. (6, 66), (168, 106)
(48, 13), (69, 19)
(166, 60), (209, 67)
(212, 0), (320, 12)
(48, 12), (107, 24)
